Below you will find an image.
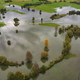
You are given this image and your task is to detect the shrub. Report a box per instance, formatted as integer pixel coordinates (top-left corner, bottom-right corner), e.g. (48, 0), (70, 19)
(25, 74), (30, 79)
(16, 30), (18, 33)
(21, 61), (24, 65)
(7, 72), (14, 79)
(17, 73), (25, 80)
(63, 41), (69, 48)
(14, 71), (22, 79)
(54, 59), (58, 63)
(65, 37), (71, 42)
(7, 72), (16, 80)
(59, 28), (63, 32)
(56, 58), (61, 62)
(39, 65), (46, 72)
(14, 61), (18, 66)
(0, 55), (7, 64)
(9, 61), (14, 66)
(31, 71), (36, 77)
(41, 51), (48, 58)
(67, 30), (73, 38)
(59, 55), (64, 60)
(46, 65), (50, 70)
(18, 63), (22, 66)
(7, 40), (11, 45)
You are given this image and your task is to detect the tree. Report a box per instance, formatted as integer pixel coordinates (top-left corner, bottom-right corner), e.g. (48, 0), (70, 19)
(39, 10), (42, 15)
(0, 55), (7, 64)
(41, 51), (48, 58)
(67, 30), (73, 38)
(62, 25), (65, 31)
(63, 41), (69, 48)
(13, 18), (19, 23)
(55, 26), (58, 32)
(41, 18), (43, 23)
(7, 72), (16, 80)
(44, 39), (49, 47)
(17, 73), (25, 80)
(32, 62), (39, 74)
(32, 17), (35, 25)
(7, 72), (14, 79)
(25, 51), (33, 62)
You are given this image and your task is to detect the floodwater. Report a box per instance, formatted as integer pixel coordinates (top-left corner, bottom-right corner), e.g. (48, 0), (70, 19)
(0, 5), (80, 80)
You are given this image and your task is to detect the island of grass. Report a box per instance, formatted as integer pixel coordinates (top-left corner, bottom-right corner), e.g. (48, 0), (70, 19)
(50, 14), (67, 20)
(0, 22), (6, 27)
(7, 9), (26, 14)
(38, 23), (60, 27)
(64, 53), (77, 59)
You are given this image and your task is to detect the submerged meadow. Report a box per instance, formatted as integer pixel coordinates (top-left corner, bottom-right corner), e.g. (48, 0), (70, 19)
(0, 0), (80, 80)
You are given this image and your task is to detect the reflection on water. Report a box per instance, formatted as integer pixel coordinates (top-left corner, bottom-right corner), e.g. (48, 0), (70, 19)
(0, 5), (80, 80)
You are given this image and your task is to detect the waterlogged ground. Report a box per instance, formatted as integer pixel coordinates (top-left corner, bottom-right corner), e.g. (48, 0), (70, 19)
(0, 5), (80, 80)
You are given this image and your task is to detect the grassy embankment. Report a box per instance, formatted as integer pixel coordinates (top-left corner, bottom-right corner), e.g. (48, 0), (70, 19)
(0, 22), (6, 27)
(38, 23), (60, 27)
(7, 9), (26, 14)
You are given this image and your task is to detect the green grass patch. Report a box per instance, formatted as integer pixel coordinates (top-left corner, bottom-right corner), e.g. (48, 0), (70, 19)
(64, 53), (77, 59)
(0, 22), (6, 27)
(38, 23), (60, 27)
(7, 9), (26, 14)
(28, 2), (80, 13)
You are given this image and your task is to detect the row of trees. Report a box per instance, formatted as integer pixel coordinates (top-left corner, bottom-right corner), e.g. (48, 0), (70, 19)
(54, 0), (66, 2)
(69, 10), (80, 15)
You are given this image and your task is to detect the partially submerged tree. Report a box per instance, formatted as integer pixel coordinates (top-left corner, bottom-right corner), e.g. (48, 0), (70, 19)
(13, 18), (19, 23)
(41, 18), (43, 23)
(62, 25), (65, 31)
(44, 39), (49, 48)
(32, 62), (39, 74)
(0, 55), (7, 64)
(25, 51), (33, 62)
(55, 26), (58, 32)
(41, 51), (48, 58)
(39, 10), (42, 15)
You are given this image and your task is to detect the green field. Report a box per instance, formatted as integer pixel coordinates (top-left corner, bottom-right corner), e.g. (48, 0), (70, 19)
(0, 0), (80, 13)
(9, 2), (80, 13)
(38, 23), (60, 27)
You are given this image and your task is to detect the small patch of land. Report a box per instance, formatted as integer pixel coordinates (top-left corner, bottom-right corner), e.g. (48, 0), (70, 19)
(38, 23), (60, 27)
(0, 22), (6, 27)
(50, 14), (67, 20)
(7, 9), (26, 14)
(64, 53), (77, 59)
